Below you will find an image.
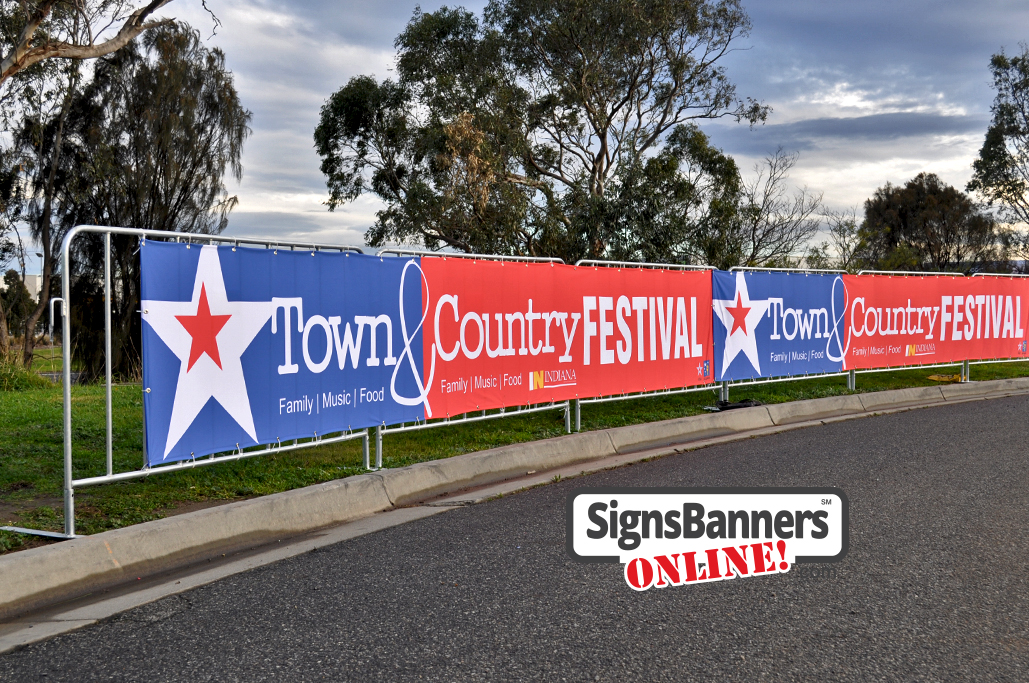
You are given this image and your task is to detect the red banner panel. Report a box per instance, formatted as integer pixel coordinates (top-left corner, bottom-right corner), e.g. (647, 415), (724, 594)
(842, 274), (1029, 369)
(419, 259), (714, 418)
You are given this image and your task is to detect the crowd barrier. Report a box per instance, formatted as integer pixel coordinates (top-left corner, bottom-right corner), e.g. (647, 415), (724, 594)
(5, 225), (1029, 539)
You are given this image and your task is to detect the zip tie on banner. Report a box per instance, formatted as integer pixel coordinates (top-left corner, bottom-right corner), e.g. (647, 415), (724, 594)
(189, 452), (196, 469)
(236, 443), (242, 455)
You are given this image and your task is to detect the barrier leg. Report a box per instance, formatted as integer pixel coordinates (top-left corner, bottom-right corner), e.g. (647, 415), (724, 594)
(564, 402), (571, 433)
(104, 233), (113, 477)
(62, 247), (74, 537)
(363, 430), (371, 469)
(962, 360), (970, 382)
(375, 425), (383, 469)
(574, 399), (581, 432)
(848, 369), (856, 391)
(720, 381), (729, 402)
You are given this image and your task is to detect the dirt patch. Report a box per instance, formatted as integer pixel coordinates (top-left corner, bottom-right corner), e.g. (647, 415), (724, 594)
(0, 496), (63, 527)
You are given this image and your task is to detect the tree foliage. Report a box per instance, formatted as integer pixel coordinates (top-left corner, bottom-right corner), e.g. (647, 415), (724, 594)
(314, 0), (815, 266)
(2, 268), (32, 336)
(6, 22), (249, 376)
(968, 45), (1029, 228)
(0, 147), (25, 353)
(856, 173), (1008, 274)
(805, 207), (860, 272)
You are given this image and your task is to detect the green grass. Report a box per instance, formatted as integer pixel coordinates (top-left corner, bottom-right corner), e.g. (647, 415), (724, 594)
(3, 359), (1029, 554)
(0, 355), (53, 391)
(29, 345), (63, 374)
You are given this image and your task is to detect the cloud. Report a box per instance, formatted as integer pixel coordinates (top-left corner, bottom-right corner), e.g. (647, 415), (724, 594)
(708, 112), (987, 156)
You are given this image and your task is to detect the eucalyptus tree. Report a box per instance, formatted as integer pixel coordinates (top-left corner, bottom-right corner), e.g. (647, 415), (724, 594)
(315, 0), (775, 263)
(0, 148), (24, 353)
(9, 22), (249, 376)
(858, 173), (1007, 274)
(968, 45), (1029, 267)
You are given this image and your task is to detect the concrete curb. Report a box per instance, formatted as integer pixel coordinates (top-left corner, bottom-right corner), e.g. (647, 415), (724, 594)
(4, 376), (1029, 620)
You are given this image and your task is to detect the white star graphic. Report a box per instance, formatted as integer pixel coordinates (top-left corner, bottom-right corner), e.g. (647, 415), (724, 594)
(713, 272), (771, 378)
(142, 245), (275, 459)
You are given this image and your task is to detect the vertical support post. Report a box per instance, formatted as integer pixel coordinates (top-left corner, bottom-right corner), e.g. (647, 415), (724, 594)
(362, 430), (370, 470)
(104, 232), (113, 477)
(375, 424), (383, 469)
(141, 390), (148, 468)
(847, 369), (856, 391)
(61, 235), (74, 537)
(574, 399), (581, 432)
(962, 359), (970, 382)
(564, 402), (571, 433)
(720, 381), (729, 402)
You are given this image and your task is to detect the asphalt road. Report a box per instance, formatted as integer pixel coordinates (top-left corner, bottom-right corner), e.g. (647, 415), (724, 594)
(3, 395), (1029, 682)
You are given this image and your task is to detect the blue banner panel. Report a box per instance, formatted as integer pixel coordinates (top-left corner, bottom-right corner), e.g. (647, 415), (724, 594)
(140, 242), (426, 466)
(712, 271), (848, 381)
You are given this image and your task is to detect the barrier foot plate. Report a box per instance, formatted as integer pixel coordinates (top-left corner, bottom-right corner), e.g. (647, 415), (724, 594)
(0, 526), (77, 540)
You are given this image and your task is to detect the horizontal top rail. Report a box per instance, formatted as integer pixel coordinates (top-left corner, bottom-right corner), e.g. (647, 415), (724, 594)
(575, 259), (712, 271)
(856, 269), (963, 277)
(971, 272), (1029, 278)
(377, 248), (563, 264)
(729, 266), (845, 274)
(62, 225), (365, 254)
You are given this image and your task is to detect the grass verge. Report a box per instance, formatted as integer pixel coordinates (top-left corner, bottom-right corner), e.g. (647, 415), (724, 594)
(3, 360), (1029, 554)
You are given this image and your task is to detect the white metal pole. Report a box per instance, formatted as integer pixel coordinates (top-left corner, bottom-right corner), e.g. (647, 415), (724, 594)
(105, 233), (113, 476)
(61, 235), (74, 537)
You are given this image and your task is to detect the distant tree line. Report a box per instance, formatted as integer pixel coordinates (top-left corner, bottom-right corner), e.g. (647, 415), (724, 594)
(806, 43), (1029, 276)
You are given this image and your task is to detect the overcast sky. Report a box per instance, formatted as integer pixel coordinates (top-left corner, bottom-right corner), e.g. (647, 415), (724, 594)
(168, 0), (1029, 251)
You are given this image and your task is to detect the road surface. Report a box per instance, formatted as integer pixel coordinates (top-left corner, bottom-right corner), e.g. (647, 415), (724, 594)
(2, 395), (1029, 681)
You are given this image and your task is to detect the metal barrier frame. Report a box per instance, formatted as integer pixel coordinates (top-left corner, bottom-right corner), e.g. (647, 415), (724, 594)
(373, 249), (571, 459)
(572, 259), (718, 427)
(577, 259), (713, 271)
(378, 248), (564, 264)
(6, 239), (1029, 541)
(1, 226), (372, 540)
(857, 270), (964, 277)
(730, 266), (846, 274)
(972, 272), (1029, 278)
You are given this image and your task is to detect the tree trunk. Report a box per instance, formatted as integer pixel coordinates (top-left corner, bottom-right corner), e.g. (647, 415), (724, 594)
(22, 74), (75, 368)
(0, 297), (8, 358)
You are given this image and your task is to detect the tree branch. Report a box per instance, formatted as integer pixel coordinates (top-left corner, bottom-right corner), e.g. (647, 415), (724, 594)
(1, 0), (175, 85)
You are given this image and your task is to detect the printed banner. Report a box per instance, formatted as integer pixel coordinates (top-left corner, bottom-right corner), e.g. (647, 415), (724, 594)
(712, 271), (848, 380)
(419, 259), (715, 416)
(842, 274), (1029, 368)
(140, 242), (426, 465)
(139, 240), (1029, 467)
